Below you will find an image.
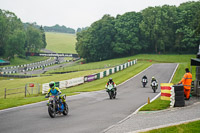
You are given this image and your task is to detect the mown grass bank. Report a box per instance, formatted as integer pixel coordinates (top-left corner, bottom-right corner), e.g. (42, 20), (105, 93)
(47, 54), (195, 74)
(45, 32), (77, 53)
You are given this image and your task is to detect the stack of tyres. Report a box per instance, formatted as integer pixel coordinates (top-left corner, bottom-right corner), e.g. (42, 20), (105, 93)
(174, 85), (185, 107)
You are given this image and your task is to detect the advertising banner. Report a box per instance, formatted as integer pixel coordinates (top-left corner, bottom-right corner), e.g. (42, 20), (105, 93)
(65, 77), (84, 87)
(84, 75), (97, 82)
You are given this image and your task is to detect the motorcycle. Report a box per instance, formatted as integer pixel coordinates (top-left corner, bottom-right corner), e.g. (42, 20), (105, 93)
(45, 94), (68, 118)
(151, 81), (158, 93)
(106, 84), (116, 99)
(142, 78), (148, 87)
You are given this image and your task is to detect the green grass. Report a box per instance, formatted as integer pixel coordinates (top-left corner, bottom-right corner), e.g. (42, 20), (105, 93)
(134, 54), (194, 63)
(45, 32), (77, 53)
(0, 56), (48, 68)
(46, 57), (135, 73)
(141, 120), (200, 133)
(139, 97), (170, 111)
(0, 69), (108, 98)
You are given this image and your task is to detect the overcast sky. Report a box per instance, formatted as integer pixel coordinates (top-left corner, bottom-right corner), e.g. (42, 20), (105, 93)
(0, 0), (198, 29)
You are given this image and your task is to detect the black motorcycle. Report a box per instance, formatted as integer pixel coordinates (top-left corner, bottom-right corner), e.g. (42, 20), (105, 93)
(45, 94), (68, 118)
(142, 78), (148, 87)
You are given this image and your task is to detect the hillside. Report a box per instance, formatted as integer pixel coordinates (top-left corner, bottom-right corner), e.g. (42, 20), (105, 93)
(45, 32), (77, 53)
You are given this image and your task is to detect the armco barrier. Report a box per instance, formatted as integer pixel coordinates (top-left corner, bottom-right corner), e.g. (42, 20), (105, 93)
(1, 58), (51, 70)
(42, 59), (137, 94)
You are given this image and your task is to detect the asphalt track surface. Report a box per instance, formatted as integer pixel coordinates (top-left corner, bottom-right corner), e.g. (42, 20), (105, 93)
(0, 63), (177, 133)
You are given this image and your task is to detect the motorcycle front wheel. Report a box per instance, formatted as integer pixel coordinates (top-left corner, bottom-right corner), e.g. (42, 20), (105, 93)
(143, 83), (146, 87)
(152, 87), (156, 93)
(48, 105), (56, 118)
(108, 91), (112, 99)
(63, 102), (69, 116)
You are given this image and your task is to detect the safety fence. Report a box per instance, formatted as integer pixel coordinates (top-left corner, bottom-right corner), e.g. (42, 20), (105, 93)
(4, 83), (40, 99)
(0, 61), (55, 75)
(42, 59), (137, 94)
(1, 58), (52, 70)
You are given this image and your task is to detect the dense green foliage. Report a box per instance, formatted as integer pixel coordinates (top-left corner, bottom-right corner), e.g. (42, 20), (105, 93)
(44, 24), (75, 34)
(0, 10), (46, 60)
(76, 1), (200, 62)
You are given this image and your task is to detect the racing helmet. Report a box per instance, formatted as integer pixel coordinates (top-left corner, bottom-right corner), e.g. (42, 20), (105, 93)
(49, 81), (55, 89)
(109, 78), (113, 82)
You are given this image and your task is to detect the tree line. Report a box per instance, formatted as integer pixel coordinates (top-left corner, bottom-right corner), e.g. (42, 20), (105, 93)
(0, 9), (47, 60)
(76, 1), (200, 62)
(44, 24), (75, 34)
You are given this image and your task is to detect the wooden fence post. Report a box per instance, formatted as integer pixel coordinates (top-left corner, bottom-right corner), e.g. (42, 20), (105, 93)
(25, 84), (27, 97)
(4, 88), (6, 99)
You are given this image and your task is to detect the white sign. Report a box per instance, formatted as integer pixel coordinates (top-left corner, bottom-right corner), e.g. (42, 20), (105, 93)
(42, 83), (49, 94)
(65, 77), (84, 87)
(60, 81), (66, 89)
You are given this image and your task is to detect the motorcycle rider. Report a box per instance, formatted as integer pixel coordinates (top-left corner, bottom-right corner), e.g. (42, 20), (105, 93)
(46, 81), (66, 104)
(106, 78), (117, 92)
(142, 75), (148, 82)
(151, 77), (158, 87)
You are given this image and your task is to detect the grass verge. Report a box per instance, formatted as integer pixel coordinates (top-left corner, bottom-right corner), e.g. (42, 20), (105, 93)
(141, 120), (200, 133)
(139, 97), (170, 111)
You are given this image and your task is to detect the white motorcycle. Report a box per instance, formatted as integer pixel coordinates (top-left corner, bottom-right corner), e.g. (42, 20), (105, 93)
(151, 81), (158, 93)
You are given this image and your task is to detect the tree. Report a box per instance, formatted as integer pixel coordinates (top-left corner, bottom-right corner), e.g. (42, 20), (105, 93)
(40, 26), (47, 48)
(76, 15), (116, 61)
(26, 25), (43, 52)
(5, 29), (26, 59)
(113, 12), (142, 56)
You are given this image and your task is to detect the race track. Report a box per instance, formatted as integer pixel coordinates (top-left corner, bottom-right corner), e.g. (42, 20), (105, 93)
(0, 63), (177, 133)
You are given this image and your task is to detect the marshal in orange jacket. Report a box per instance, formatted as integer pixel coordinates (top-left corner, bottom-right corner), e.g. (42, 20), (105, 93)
(179, 72), (192, 90)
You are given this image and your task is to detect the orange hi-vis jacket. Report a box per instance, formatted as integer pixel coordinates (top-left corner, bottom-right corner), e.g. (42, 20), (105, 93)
(179, 72), (192, 90)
